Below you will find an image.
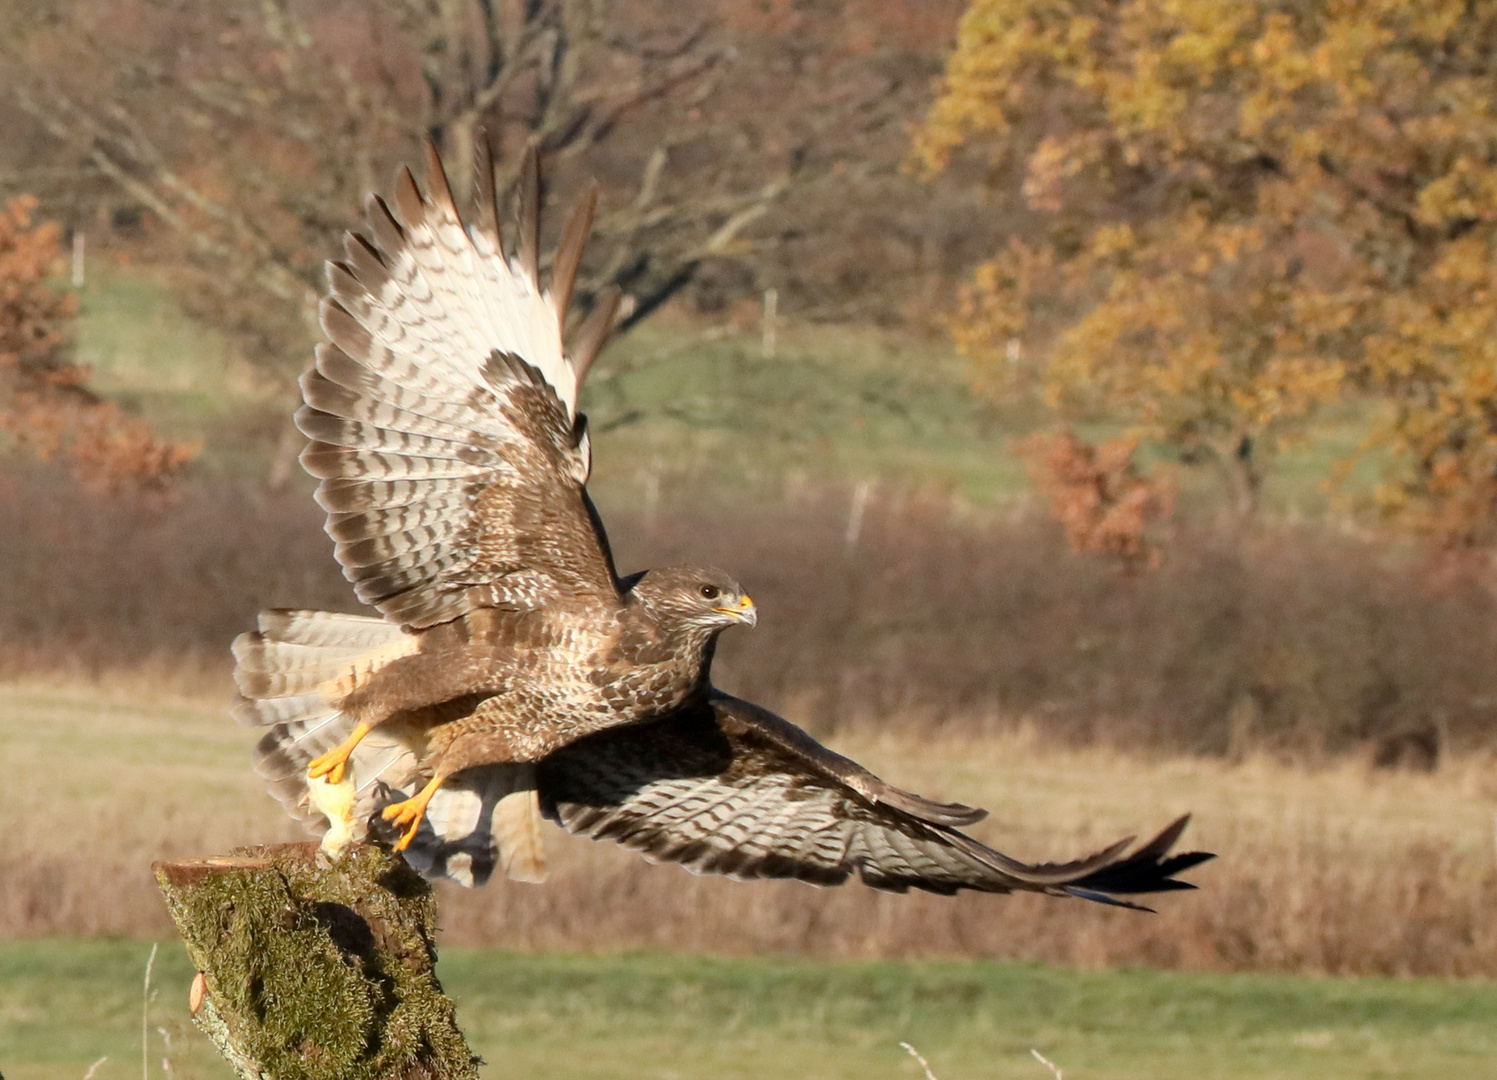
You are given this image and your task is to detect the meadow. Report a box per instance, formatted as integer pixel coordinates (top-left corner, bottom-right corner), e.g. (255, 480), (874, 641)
(4, 678), (1497, 979)
(5, 273), (1497, 1076)
(73, 266), (1372, 512)
(7, 939), (1497, 1080)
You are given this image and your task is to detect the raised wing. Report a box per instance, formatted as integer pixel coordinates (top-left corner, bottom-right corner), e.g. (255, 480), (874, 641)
(535, 692), (1214, 906)
(297, 141), (624, 628)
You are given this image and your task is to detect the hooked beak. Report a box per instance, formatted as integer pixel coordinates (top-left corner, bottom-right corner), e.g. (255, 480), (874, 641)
(712, 594), (757, 627)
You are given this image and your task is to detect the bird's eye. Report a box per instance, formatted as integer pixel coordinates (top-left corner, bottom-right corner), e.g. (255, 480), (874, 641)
(699, 584), (721, 600)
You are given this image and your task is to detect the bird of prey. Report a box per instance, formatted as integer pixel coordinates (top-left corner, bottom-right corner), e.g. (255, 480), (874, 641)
(234, 141), (1212, 908)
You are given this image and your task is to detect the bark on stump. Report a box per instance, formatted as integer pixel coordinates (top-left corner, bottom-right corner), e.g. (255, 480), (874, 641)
(153, 842), (480, 1080)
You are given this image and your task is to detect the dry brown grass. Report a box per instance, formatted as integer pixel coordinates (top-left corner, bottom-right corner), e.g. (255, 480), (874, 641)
(6, 678), (1497, 977)
(6, 466), (1497, 759)
(0, 678), (301, 937)
(8, 464), (1497, 974)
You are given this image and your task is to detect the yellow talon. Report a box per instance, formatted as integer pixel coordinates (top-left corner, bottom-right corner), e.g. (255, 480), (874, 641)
(307, 722), (370, 785)
(381, 773), (447, 851)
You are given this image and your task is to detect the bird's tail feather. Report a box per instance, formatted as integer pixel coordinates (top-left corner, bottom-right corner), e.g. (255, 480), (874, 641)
(233, 608), (547, 886)
(235, 609), (420, 834)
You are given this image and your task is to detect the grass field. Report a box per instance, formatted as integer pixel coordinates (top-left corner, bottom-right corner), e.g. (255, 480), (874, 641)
(6, 938), (1497, 1080)
(4, 679), (1497, 975)
(30, 210), (1497, 1080)
(71, 270), (1383, 515)
(72, 268), (1033, 498)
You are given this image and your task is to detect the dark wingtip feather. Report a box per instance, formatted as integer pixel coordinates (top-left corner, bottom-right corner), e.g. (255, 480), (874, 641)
(474, 130), (503, 254)
(1130, 813), (1192, 861)
(551, 181), (599, 327)
(1061, 887), (1158, 912)
(1066, 816), (1215, 902)
(570, 285), (622, 387)
(392, 164), (427, 230)
(423, 135), (460, 220)
(365, 194), (406, 255)
(876, 787), (988, 827)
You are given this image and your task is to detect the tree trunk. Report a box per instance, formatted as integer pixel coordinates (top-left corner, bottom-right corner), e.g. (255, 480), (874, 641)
(1204, 433), (1262, 520)
(1230, 433), (1263, 519)
(153, 842), (480, 1080)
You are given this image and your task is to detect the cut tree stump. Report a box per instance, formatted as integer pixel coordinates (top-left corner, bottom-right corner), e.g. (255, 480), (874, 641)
(153, 842), (480, 1080)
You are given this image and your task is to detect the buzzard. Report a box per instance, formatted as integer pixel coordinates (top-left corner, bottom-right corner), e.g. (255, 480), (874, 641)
(235, 142), (1212, 908)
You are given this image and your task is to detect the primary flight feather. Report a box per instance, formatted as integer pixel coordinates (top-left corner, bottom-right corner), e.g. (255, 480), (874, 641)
(234, 140), (1212, 907)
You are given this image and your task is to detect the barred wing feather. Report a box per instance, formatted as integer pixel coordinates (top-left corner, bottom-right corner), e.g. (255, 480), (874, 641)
(538, 693), (1214, 906)
(297, 142), (618, 629)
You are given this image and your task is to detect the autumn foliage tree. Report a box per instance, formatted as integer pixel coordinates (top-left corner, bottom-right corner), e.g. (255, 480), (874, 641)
(1016, 428), (1173, 570)
(918, 0), (1497, 537)
(0, 196), (194, 492)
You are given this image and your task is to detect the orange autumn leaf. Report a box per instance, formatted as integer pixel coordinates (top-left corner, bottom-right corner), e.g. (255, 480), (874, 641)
(1017, 428), (1174, 571)
(0, 196), (197, 494)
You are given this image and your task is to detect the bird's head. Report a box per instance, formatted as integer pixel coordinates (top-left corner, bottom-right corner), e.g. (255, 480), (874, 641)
(630, 565), (757, 634)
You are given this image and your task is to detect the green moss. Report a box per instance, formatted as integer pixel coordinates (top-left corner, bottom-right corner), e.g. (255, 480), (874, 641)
(154, 842), (478, 1080)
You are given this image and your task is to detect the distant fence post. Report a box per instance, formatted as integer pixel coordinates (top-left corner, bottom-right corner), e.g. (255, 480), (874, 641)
(845, 480), (872, 552)
(762, 287), (779, 359)
(71, 231), (85, 288)
(153, 842), (478, 1080)
(642, 461), (661, 532)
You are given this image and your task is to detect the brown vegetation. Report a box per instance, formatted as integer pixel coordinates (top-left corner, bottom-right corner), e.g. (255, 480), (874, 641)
(5, 466), (1494, 975)
(1015, 428), (1174, 571)
(4, 466), (1496, 757)
(7, 679), (1497, 978)
(0, 197), (193, 491)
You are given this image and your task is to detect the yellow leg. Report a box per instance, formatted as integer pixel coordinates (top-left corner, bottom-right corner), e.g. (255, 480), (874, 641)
(381, 773), (447, 852)
(307, 722), (370, 785)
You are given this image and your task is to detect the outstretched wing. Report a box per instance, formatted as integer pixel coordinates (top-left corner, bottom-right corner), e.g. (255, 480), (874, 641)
(297, 141), (625, 628)
(536, 692), (1214, 906)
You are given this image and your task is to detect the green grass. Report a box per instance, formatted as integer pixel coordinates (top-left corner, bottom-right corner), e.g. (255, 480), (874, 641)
(75, 272), (270, 424)
(70, 269), (1392, 514)
(70, 271), (1036, 500)
(586, 320), (1035, 503)
(72, 269), (286, 478)
(3, 939), (1494, 1080)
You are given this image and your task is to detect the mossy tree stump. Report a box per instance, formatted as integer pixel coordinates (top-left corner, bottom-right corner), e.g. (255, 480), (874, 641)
(153, 842), (479, 1080)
